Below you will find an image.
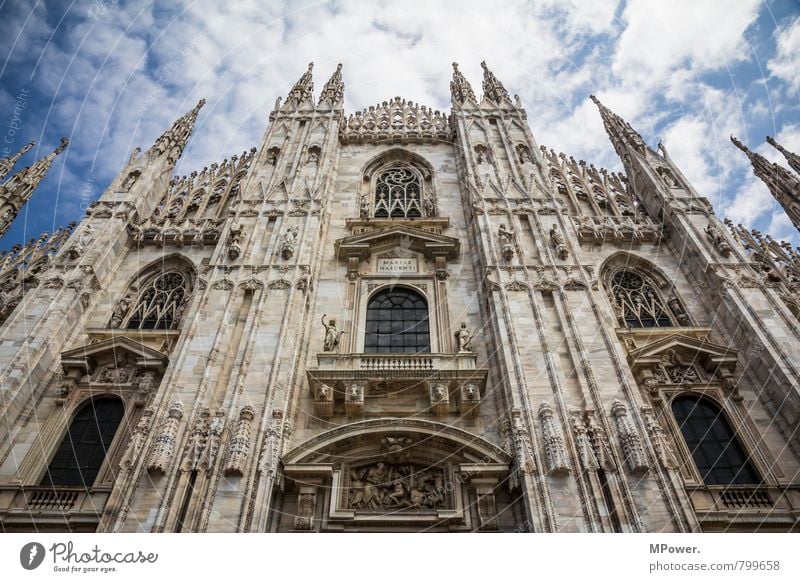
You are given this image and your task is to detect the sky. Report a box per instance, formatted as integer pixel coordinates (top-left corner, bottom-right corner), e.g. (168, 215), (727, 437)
(0, 0), (798, 250)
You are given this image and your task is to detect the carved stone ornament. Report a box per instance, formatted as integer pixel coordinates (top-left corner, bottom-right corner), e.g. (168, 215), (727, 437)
(610, 400), (649, 473)
(345, 462), (449, 511)
(705, 221), (732, 258)
(147, 401), (184, 473)
(538, 401), (570, 474)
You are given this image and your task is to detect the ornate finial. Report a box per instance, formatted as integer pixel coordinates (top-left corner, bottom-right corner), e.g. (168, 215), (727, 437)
(450, 61), (476, 105)
(0, 140), (35, 182)
(733, 135), (800, 234)
(286, 62), (315, 106)
(766, 135), (800, 174)
(318, 63), (344, 107)
(146, 99), (205, 168)
(480, 60), (510, 104)
(591, 94), (648, 160)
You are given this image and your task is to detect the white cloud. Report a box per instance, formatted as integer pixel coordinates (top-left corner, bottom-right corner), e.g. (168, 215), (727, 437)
(613, 0), (760, 89)
(768, 16), (800, 94)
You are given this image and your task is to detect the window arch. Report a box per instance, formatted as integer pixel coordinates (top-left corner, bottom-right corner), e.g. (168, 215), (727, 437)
(125, 270), (190, 330)
(671, 395), (759, 486)
(40, 397), (125, 487)
(609, 270), (673, 328)
(364, 287), (430, 353)
(374, 165), (422, 218)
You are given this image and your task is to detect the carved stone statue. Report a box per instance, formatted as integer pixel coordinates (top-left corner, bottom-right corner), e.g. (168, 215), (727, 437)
(454, 321), (474, 352)
(281, 226), (299, 260)
(667, 296), (690, 326)
(705, 222), (732, 257)
(121, 171), (140, 191)
(110, 294), (132, 328)
(228, 224), (242, 260)
(498, 223), (515, 260)
(68, 224), (94, 259)
(656, 166), (678, 188)
(422, 191), (436, 217)
(549, 226), (569, 259)
(321, 314), (345, 352)
(359, 196), (370, 218)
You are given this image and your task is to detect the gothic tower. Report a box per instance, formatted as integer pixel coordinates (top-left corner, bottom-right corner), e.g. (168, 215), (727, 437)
(0, 62), (797, 533)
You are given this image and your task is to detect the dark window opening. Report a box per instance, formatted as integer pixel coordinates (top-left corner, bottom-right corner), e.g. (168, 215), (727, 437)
(672, 396), (759, 486)
(364, 288), (430, 354)
(40, 398), (125, 487)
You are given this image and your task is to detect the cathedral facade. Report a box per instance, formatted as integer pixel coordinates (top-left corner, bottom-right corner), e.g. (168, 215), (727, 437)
(0, 61), (798, 533)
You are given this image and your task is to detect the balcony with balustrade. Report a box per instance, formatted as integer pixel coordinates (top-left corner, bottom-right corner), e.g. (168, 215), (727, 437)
(0, 485), (110, 532)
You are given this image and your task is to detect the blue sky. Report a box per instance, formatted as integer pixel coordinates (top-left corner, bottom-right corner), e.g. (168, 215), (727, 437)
(0, 0), (798, 250)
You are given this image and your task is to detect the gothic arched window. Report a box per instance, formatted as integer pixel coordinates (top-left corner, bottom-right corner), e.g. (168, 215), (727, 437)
(671, 396), (759, 486)
(40, 398), (125, 487)
(126, 271), (189, 330)
(609, 270), (673, 328)
(374, 166), (422, 219)
(364, 287), (430, 353)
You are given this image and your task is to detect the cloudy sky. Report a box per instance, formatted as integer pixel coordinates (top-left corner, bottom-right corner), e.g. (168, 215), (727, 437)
(0, 0), (798, 250)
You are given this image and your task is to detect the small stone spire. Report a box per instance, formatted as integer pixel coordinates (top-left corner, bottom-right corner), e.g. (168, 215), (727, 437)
(450, 62), (476, 105)
(480, 61), (511, 104)
(590, 95), (648, 160)
(146, 99), (205, 168)
(0, 137), (69, 238)
(318, 63), (344, 107)
(767, 136), (800, 175)
(286, 62), (314, 106)
(732, 135), (800, 233)
(0, 141), (35, 182)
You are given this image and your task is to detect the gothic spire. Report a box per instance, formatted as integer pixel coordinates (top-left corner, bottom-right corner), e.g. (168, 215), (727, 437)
(590, 95), (648, 160)
(767, 136), (800, 175)
(147, 98), (205, 168)
(0, 141), (34, 182)
(286, 62), (314, 107)
(480, 61), (511, 104)
(318, 63), (344, 107)
(450, 62), (476, 105)
(0, 137), (69, 239)
(732, 135), (800, 233)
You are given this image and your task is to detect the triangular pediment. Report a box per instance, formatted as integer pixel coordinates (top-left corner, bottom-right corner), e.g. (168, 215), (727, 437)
(627, 333), (738, 372)
(61, 336), (169, 374)
(335, 224), (459, 260)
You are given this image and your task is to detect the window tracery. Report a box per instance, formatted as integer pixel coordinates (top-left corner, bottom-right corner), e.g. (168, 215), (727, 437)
(123, 270), (190, 330)
(373, 166), (423, 219)
(609, 270), (674, 328)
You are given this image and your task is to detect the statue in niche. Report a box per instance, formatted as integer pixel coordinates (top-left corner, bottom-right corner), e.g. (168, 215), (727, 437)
(68, 224), (94, 259)
(321, 314), (345, 352)
(110, 294), (132, 328)
(307, 149), (319, 164)
(359, 195), (370, 218)
(667, 296), (690, 326)
(549, 226), (569, 259)
(281, 226), (299, 260)
(656, 166), (679, 188)
(121, 171), (140, 191)
(705, 221), (732, 257)
(454, 321), (474, 353)
(422, 191), (436, 217)
(228, 224), (242, 260)
(498, 223), (515, 260)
